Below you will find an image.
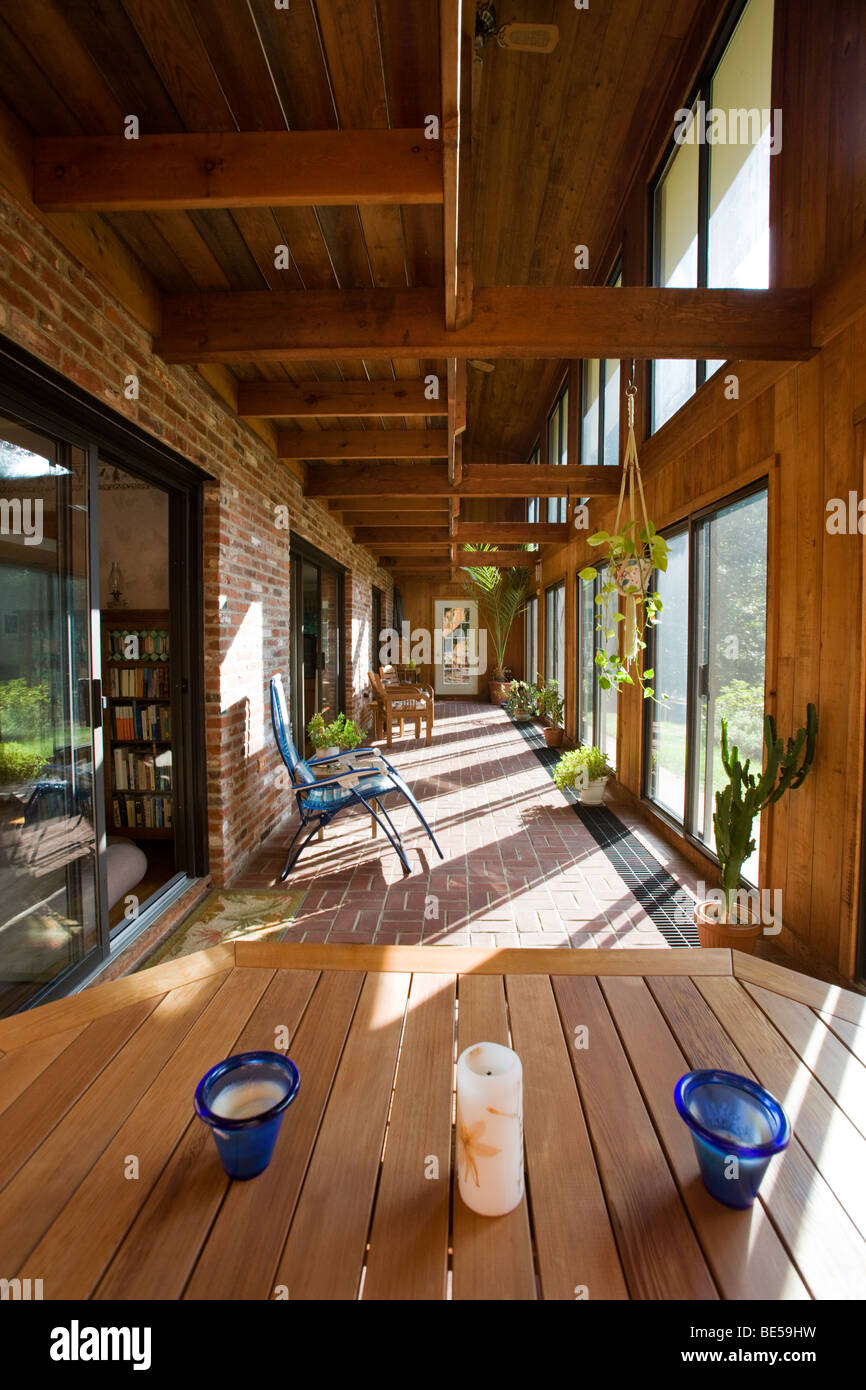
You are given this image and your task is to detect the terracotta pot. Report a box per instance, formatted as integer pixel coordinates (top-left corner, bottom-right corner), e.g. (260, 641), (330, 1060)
(489, 680), (510, 705)
(513, 707), (532, 722)
(543, 726), (564, 747)
(694, 900), (763, 954)
(578, 776), (607, 806)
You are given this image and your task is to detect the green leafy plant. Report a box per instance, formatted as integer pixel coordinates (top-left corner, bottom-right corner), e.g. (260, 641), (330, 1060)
(552, 745), (614, 791)
(461, 546), (532, 681)
(534, 675), (564, 728)
(579, 519), (668, 699)
(714, 703), (817, 922)
(330, 713), (366, 751)
(503, 679), (536, 717)
(306, 709), (337, 751)
(0, 741), (47, 782)
(0, 679), (50, 741)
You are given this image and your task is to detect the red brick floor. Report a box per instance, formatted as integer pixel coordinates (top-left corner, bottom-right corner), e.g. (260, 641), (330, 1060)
(233, 701), (684, 949)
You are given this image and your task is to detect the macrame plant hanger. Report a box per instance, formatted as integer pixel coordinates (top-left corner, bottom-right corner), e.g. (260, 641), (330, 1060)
(611, 362), (653, 665)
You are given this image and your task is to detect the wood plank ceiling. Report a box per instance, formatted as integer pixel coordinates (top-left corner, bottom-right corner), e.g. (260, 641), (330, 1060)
(0, 0), (746, 570)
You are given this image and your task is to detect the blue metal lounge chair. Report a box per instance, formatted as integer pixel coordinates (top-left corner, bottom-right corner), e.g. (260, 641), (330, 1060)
(270, 674), (444, 879)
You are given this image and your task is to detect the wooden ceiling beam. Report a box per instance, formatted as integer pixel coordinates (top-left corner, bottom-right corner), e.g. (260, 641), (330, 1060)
(353, 528), (451, 545)
(455, 552), (535, 568)
(277, 428), (447, 460)
(342, 511), (448, 527)
(456, 522), (570, 544)
(440, 0), (473, 330)
(238, 380), (448, 418)
(328, 496), (448, 512)
(33, 130), (443, 211)
(157, 286), (814, 363)
(305, 462), (621, 497)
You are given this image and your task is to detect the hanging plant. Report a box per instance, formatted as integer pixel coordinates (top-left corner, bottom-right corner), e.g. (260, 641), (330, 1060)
(578, 380), (668, 699)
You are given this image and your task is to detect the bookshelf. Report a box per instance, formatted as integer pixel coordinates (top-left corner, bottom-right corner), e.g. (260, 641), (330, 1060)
(101, 609), (173, 840)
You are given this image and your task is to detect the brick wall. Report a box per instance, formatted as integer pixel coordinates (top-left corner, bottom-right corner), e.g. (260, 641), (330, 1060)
(0, 192), (393, 886)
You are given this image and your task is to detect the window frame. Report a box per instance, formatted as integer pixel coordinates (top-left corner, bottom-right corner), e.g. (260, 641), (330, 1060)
(641, 478), (770, 885)
(545, 380), (569, 524)
(580, 260), (624, 470)
(648, 0), (762, 434)
(544, 579), (566, 693)
(525, 438), (541, 527)
(576, 560), (619, 762)
(524, 593), (538, 686)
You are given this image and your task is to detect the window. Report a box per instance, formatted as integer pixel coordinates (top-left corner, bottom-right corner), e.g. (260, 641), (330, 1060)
(576, 562), (618, 765)
(644, 528), (689, 819)
(581, 266), (623, 470)
(524, 594), (538, 685)
(643, 485), (768, 886)
(544, 581), (565, 696)
(650, 0), (774, 431)
(545, 383), (568, 523)
(526, 440), (541, 529)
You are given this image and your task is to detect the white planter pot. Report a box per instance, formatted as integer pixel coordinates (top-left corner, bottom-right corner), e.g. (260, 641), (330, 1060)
(578, 776), (608, 806)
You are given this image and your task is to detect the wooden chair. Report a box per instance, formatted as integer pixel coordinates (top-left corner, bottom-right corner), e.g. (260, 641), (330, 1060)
(369, 670), (433, 747)
(380, 665), (435, 728)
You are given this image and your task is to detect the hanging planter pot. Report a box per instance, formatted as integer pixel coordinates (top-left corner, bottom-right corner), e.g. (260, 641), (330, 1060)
(612, 555), (653, 597)
(577, 379), (668, 699)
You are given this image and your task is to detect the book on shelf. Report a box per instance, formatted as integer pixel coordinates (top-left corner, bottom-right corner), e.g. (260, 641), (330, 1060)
(112, 748), (172, 792)
(110, 704), (171, 741)
(108, 666), (170, 698)
(112, 795), (173, 830)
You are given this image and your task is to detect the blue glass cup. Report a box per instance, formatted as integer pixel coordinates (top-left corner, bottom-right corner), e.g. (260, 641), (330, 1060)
(195, 1051), (300, 1180)
(674, 1069), (790, 1209)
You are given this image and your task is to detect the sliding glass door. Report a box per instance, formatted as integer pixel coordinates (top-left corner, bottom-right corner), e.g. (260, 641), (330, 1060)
(0, 415), (103, 1012)
(290, 537), (345, 753)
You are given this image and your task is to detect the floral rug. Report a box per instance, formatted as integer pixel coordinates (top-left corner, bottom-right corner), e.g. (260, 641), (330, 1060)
(141, 890), (306, 969)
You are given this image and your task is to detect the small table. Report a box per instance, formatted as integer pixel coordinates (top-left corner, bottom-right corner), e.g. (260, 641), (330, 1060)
(0, 944), (864, 1300)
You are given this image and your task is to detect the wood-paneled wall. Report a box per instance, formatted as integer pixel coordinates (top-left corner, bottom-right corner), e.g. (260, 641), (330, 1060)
(533, 0), (866, 980)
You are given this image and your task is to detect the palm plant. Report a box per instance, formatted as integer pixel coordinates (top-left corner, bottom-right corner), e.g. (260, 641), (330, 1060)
(460, 545), (532, 681)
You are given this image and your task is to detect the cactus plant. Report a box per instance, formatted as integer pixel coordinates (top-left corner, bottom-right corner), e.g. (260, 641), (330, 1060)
(714, 703), (817, 922)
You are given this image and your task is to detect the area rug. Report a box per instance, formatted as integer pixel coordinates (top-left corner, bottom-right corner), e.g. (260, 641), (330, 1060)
(141, 889), (306, 969)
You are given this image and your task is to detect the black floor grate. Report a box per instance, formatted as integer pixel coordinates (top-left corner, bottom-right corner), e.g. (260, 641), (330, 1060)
(514, 720), (699, 948)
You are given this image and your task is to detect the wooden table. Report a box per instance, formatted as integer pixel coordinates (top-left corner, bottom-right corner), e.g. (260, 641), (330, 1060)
(1, 944), (865, 1301)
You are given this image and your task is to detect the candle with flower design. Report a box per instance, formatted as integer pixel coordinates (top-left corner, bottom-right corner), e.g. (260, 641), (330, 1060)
(456, 1041), (524, 1217)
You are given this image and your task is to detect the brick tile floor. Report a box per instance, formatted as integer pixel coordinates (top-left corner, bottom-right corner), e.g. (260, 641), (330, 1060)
(232, 700), (679, 948)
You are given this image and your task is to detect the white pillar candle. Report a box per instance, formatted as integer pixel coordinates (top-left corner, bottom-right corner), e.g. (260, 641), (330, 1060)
(456, 1041), (524, 1217)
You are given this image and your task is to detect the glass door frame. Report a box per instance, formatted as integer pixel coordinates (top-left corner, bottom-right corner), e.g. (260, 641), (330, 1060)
(0, 334), (211, 1009)
(289, 533), (346, 751)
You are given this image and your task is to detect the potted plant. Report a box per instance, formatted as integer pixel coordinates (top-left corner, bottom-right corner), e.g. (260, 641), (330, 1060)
(331, 713), (366, 753)
(504, 679), (536, 722)
(579, 518), (668, 699)
(552, 745), (614, 804)
(461, 546), (532, 704)
(535, 676), (565, 747)
(306, 710), (339, 759)
(696, 703), (817, 952)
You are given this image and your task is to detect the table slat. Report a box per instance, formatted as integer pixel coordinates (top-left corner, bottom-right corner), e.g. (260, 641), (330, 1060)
(648, 975), (866, 1299)
(17, 966), (273, 1297)
(696, 976), (866, 1241)
(271, 971), (411, 1299)
(745, 982), (866, 1140)
(506, 974), (629, 1300)
(183, 969), (364, 1300)
(451, 974), (537, 1301)
(0, 1023), (87, 1119)
(363, 971), (455, 1299)
(0, 973), (225, 1277)
(732, 955), (866, 1024)
(95, 968), (320, 1300)
(0, 997), (162, 1192)
(235, 941), (732, 976)
(553, 975), (718, 1300)
(600, 976), (810, 1300)
(815, 1009), (866, 1065)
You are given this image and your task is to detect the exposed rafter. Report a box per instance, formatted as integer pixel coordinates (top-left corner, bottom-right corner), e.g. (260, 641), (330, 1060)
(455, 522), (570, 544)
(157, 287), (814, 363)
(276, 429), (448, 461)
(33, 131), (443, 211)
(238, 380), (448, 419)
(304, 462), (622, 498)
